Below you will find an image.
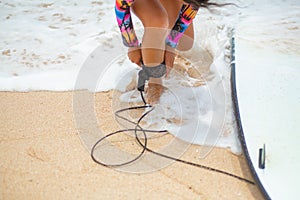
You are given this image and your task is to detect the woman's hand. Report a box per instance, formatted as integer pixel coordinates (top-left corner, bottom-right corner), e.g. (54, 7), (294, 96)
(164, 45), (176, 77)
(128, 46), (142, 67)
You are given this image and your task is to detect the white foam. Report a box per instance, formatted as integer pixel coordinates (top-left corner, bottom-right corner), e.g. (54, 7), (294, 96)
(1, 0), (298, 154)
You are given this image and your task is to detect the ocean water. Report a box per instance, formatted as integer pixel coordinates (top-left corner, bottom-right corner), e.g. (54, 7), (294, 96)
(1, 0), (299, 154)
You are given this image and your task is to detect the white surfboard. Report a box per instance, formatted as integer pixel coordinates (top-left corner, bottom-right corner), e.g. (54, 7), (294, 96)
(231, 36), (300, 200)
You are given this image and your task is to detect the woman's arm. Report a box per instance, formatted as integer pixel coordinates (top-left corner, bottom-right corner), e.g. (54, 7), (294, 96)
(165, 4), (199, 48)
(115, 0), (140, 47)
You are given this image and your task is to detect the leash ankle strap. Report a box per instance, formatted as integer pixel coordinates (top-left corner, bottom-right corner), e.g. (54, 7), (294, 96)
(137, 62), (166, 91)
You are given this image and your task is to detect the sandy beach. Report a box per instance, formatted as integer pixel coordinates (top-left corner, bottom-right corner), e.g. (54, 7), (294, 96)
(2, 0), (298, 199)
(0, 91), (264, 199)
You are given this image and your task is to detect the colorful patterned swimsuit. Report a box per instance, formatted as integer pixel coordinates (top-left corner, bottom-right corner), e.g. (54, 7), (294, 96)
(115, 0), (199, 48)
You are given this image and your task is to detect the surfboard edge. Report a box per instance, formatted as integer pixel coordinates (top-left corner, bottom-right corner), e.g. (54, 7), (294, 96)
(230, 36), (271, 200)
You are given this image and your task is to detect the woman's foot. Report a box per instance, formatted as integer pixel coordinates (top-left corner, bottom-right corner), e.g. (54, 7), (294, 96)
(146, 78), (163, 105)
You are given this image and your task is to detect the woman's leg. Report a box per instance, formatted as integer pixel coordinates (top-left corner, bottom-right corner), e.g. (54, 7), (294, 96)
(132, 0), (194, 61)
(131, 0), (170, 104)
(132, 0), (169, 67)
(131, 0), (195, 104)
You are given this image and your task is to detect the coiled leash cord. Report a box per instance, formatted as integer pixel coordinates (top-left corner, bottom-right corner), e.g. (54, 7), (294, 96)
(91, 63), (255, 185)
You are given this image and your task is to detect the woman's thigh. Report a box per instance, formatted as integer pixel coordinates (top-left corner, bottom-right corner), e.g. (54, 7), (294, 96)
(132, 0), (194, 50)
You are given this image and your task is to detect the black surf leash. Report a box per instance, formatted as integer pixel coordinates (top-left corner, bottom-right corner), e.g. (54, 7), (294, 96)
(91, 63), (255, 185)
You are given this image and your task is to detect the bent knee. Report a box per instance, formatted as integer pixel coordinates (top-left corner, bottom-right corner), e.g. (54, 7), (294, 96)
(176, 22), (194, 51)
(177, 38), (194, 51)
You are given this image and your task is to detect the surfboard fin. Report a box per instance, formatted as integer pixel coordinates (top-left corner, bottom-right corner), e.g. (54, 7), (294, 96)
(258, 144), (266, 169)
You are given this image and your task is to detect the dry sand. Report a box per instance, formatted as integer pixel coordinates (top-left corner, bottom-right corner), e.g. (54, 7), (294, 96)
(0, 91), (265, 199)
